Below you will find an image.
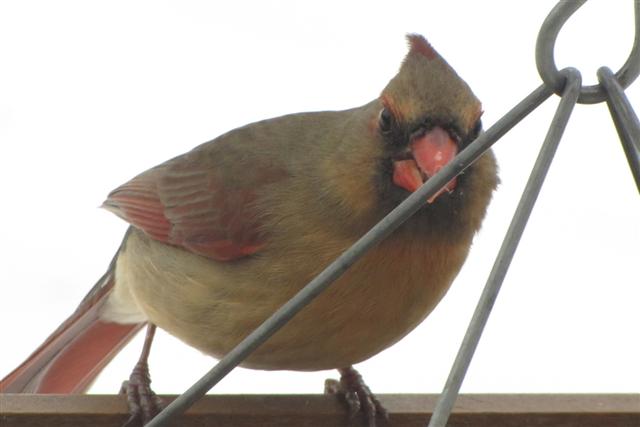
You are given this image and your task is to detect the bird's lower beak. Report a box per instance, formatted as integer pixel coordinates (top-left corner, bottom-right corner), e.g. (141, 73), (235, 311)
(392, 127), (458, 203)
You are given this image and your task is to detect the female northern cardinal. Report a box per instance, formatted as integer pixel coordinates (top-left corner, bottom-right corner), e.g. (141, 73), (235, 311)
(1, 34), (498, 426)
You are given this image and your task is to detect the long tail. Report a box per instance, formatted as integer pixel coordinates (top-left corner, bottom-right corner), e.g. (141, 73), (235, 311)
(1, 236), (144, 393)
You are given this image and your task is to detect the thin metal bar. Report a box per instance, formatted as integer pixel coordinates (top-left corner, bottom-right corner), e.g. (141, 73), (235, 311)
(536, 1), (585, 97)
(598, 66), (640, 193)
(145, 84), (554, 427)
(536, 0), (640, 104)
(427, 69), (582, 427)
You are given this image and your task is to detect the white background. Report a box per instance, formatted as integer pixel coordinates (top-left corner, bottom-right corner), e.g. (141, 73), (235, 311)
(1, 1), (639, 396)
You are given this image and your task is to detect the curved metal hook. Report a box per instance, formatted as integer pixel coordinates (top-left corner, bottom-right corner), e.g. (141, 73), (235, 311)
(536, 0), (640, 104)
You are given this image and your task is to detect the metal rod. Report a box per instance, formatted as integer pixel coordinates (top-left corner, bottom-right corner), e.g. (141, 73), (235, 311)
(427, 69), (582, 427)
(145, 84), (554, 427)
(536, 0), (640, 104)
(598, 66), (640, 193)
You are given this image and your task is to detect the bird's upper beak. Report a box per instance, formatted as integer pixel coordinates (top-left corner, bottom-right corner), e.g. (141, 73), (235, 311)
(392, 127), (458, 203)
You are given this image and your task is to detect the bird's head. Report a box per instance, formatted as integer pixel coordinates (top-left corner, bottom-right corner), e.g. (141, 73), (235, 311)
(322, 34), (497, 238)
(377, 34), (484, 203)
(373, 34), (496, 236)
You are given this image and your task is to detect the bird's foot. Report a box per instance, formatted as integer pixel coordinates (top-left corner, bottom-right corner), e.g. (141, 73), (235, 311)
(325, 366), (389, 427)
(120, 360), (164, 427)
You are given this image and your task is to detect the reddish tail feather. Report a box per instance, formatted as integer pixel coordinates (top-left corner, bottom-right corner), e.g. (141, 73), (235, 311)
(1, 268), (144, 393)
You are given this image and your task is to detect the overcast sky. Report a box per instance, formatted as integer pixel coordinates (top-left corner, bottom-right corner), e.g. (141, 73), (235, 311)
(1, 1), (638, 397)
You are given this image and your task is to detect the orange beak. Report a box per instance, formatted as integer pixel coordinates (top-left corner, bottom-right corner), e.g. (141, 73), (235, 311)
(392, 127), (458, 203)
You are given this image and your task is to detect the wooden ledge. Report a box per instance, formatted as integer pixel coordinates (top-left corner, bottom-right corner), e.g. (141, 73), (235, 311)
(1, 393), (638, 426)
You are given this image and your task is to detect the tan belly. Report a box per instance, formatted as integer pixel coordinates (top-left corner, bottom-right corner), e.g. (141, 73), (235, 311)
(111, 228), (468, 371)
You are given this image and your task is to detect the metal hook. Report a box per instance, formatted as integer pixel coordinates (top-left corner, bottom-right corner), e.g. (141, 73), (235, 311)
(536, 0), (640, 104)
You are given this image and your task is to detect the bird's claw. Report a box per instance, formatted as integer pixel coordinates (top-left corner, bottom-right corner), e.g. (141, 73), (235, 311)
(120, 361), (164, 427)
(325, 366), (389, 427)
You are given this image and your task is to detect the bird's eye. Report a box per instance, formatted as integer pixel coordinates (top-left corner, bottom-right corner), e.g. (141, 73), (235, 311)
(470, 119), (483, 140)
(378, 108), (392, 134)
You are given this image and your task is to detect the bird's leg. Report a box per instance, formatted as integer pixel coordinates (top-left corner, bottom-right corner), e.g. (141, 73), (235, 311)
(120, 323), (163, 427)
(325, 366), (388, 427)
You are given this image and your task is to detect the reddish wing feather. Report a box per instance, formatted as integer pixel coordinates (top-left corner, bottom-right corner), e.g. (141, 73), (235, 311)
(103, 150), (283, 261)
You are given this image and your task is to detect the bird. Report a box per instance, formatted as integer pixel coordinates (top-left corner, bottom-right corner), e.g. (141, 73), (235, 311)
(1, 34), (498, 426)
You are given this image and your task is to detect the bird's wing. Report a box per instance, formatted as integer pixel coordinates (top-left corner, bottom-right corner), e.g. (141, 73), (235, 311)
(103, 147), (287, 261)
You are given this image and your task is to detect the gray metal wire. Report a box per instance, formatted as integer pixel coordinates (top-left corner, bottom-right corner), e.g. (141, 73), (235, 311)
(598, 66), (640, 191)
(536, 0), (640, 104)
(146, 2), (640, 426)
(426, 69), (582, 427)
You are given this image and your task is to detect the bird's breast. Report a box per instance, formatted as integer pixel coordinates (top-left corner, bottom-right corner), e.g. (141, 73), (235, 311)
(112, 226), (470, 371)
